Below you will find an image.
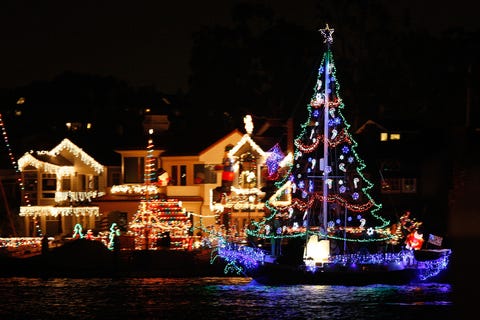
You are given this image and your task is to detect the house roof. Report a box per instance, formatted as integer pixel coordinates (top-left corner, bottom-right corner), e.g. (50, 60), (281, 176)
(355, 119), (421, 134)
(198, 129), (243, 156)
(355, 120), (387, 134)
(17, 138), (104, 174)
(228, 134), (266, 159)
(159, 127), (243, 156)
(28, 152), (72, 166)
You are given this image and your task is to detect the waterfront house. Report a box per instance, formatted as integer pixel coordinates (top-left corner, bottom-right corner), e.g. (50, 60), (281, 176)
(17, 138), (107, 237)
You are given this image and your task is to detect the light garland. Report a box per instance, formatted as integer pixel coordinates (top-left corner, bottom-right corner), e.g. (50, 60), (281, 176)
(19, 206), (100, 217)
(417, 252), (451, 280)
(215, 241), (450, 281)
(214, 238), (266, 275)
(1, 112), (32, 228)
(228, 134), (266, 160)
(18, 152), (75, 176)
(0, 237), (49, 251)
(49, 139), (104, 174)
(110, 184), (161, 195)
(18, 139), (104, 177)
(0, 113), (19, 172)
(55, 191), (105, 203)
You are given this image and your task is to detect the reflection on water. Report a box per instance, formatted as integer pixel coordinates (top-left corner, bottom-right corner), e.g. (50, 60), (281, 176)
(0, 277), (452, 320)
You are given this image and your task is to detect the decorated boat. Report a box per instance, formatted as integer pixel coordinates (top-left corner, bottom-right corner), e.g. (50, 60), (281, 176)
(213, 25), (451, 285)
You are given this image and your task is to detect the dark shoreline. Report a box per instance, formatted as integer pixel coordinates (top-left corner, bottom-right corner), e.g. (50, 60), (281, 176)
(0, 239), (231, 278)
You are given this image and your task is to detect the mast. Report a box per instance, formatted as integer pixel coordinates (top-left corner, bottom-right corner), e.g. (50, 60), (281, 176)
(320, 24), (334, 234)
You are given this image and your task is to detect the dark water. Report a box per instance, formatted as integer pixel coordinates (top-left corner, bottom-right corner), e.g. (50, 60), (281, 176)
(0, 277), (453, 320)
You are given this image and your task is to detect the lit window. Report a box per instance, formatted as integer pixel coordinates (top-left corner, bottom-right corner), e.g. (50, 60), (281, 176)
(41, 173), (56, 199)
(65, 122), (82, 131)
(402, 178), (416, 193)
(390, 133), (401, 140)
(180, 165), (187, 185)
(380, 132), (388, 141)
(380, 178), (417, 194)
(194, 164), (217, 184)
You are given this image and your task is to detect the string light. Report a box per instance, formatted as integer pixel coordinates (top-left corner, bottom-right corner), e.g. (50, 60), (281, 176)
(0, 113), (19, 172)
(1, 112), (29, 219)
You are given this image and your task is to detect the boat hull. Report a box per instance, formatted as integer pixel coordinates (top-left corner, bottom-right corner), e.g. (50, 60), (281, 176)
(247, 262), (419, 286)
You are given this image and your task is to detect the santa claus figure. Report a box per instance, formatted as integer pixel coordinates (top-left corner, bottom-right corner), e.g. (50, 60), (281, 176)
(405, 230), (424, 250)
(85, 229), (94, 240)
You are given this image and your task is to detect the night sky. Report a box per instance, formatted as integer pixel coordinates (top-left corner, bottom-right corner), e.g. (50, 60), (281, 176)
(1, 0), (479, 94)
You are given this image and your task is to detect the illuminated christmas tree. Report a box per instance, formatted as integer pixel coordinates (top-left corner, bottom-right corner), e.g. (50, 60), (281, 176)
(128, 129), (193, 250)
(250, 25), (394, 258)
(216, 26), (451, 283)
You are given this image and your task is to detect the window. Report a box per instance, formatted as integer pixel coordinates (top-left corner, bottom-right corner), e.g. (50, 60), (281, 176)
(180, 165), (187, 186)
(93, 176), (99, 190)
(239, 152), (257, 188)
(171, 165), (187, 186)
(111, 172), (121, 185)
(61, 178), (71, 191)
(171, 165), (178, 185)
(42, 174), (56, 191)
(108, 167), (121, 186)
(380, 132), (401, 141)
(23, 172), (37, 190)
(22, 171), (38, 205)
(85, 175), (97, 191)
(78, 174), (86, 191)
(402, 178), (416, 193)
(124, 157), (145, 183)
(390, 133), (401, 140)
(381, 178), (401, 193)
(42, 173), (56, 198)
(381, 178), (417, 194)
(194, 164), (217, 184)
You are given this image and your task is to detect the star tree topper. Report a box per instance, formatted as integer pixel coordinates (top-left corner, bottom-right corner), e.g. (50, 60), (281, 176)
(319, 24), (334, 44)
